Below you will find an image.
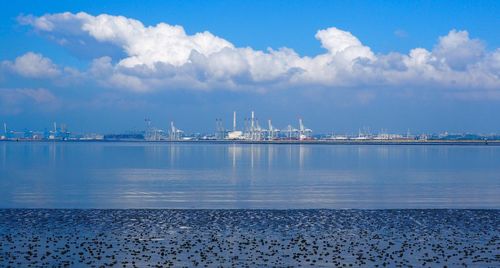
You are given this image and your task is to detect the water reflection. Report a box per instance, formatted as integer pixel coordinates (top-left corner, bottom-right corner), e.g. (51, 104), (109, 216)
(0, 142), (499, 209)
(1, 142), (5, 168)
(229, 144), (241, 169)
(299, 145), (310, 170)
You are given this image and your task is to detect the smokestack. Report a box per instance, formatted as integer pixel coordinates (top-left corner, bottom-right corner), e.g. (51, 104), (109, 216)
(233, 111), (236, 131)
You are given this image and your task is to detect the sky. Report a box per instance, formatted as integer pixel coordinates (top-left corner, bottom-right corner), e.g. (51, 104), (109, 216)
(0, 0), (499, 134)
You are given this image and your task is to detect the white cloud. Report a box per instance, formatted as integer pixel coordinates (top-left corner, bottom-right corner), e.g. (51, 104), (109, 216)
(315, 27), (374, 60)
(0, 88), (59, 114)
(433, 29), (485, 70)
(2, 52), (60, 78)
(16, 12), (500, 94)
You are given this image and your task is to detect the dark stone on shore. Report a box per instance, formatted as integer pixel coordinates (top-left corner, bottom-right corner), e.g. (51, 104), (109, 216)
(0, 209), (498, 267)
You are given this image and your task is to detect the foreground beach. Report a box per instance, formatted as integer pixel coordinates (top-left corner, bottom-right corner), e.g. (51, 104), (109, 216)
(0, 209), (498, 267)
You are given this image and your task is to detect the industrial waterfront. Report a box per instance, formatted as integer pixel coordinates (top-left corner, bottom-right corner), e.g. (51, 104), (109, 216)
(2, 111), (500, 144)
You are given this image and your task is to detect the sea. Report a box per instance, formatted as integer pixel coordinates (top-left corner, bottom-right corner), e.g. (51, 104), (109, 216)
(1, 141), (500, 266)
(1, 141), (499, 209)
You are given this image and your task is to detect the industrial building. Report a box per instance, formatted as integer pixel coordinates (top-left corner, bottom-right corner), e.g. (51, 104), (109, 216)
(218, 111), (313, 141)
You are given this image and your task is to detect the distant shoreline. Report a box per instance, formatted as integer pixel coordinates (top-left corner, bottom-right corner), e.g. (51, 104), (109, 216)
(1, 139), (499, 146)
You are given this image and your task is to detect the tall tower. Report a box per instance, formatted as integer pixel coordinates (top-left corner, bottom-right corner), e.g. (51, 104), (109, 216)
(215, 118), (225, 140)
(144, 118), (152, 140)
(170, 121), (176, 140)
(233, 111), (237, 131)
(268, 119), (273, 140)
(251, 111), (255, 130)
(250, 111), (256, 140)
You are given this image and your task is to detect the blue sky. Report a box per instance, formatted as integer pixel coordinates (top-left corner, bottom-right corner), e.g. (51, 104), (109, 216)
(0, 1), (499, 134)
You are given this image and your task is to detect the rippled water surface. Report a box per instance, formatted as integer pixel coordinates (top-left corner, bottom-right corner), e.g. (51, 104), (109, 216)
(1, 142), (499, 208)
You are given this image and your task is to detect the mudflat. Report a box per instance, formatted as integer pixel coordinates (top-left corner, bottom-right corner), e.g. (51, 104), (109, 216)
(0, 209), (498, 267)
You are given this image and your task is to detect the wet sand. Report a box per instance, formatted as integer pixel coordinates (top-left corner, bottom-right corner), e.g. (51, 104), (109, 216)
(0, 209), (498, 267)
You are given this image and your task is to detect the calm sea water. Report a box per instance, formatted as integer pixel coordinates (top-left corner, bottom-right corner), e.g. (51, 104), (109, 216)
(0, 142), (499, 209)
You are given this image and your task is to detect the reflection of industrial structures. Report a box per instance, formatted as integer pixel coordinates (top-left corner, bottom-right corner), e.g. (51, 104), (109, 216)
(222, 111), (312, 141)
(2, 113), (500, 143)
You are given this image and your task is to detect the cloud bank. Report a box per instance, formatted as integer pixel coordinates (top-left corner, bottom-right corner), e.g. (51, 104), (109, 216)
(9, 12), (500, 93)
(0, 88), (59, 115)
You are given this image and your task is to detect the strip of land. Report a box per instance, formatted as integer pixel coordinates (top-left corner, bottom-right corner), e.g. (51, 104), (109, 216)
(2, 139), (500, 145)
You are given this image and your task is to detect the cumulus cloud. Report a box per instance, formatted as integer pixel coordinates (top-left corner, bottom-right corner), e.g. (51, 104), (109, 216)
(433, 30), (485, 70)
(15, 12), (500, 93)
(2, 52), (60, 78)
(0, 88), (59, 114)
